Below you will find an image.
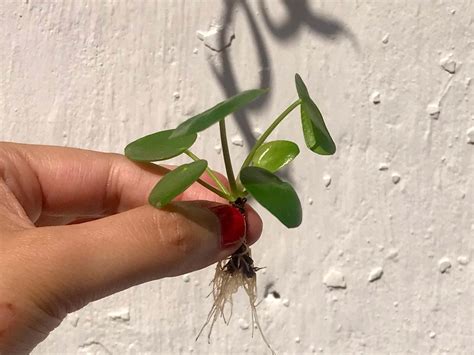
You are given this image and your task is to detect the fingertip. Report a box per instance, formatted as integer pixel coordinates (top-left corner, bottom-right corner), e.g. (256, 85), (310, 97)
(185, 200), (262, 247)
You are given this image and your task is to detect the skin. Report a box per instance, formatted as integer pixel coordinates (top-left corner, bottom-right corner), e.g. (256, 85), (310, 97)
(0, 142), (262, 353)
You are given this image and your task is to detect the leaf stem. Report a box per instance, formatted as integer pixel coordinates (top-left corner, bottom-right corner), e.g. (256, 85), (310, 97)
(219, 120), (238, 198)
(195, 178), (231, 200)
(240, 99), (301, 170)
(184, 150), (232, 199)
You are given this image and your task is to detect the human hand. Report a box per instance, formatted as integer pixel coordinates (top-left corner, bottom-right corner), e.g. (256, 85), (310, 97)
(0, 143), (262, 353)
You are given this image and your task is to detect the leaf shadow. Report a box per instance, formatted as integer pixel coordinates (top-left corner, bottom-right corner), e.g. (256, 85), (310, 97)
(208, 0), (358, 183)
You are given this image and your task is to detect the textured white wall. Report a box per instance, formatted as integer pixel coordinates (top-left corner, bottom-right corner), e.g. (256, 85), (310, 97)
(1, 1), (473, 354)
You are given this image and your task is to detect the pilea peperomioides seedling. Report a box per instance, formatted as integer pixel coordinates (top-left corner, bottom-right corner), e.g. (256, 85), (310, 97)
(124, 74), (335, 352)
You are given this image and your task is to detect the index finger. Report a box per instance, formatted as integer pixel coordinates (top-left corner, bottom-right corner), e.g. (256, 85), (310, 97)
(0, 142), (227, 225)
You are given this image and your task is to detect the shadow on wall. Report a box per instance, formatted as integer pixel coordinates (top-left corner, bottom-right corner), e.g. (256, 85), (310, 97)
(209, 0), (358, 156)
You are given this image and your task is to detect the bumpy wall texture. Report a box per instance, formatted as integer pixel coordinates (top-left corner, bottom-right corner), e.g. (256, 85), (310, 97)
(1, 1), (473, 354)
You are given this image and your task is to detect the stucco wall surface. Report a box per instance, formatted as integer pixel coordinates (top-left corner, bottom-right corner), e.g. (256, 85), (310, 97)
(1, 1), (473, 354)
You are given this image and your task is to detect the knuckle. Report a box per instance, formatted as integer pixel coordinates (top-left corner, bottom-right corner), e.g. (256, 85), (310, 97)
(168, 214), (195, 255)
(150, 209), (195, 256)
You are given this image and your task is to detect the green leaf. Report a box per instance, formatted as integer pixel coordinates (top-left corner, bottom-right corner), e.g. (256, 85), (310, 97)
(148, 160), (207, 208)
(125, 129), (197, 162)
(295, 74), (336, 155)
(171, 89), (268, 138)
(240, 166), (302, 228)
(251, 140), (300, 173)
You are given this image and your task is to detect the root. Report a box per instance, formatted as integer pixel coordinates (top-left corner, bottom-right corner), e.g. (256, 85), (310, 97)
(196, 243), (275, 354)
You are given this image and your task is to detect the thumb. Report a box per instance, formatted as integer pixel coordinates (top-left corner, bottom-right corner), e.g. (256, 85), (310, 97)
(18, 201), (261, 315)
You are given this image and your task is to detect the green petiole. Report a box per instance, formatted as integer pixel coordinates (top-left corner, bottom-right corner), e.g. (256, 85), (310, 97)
(194, 178), (231, 200)
(219, 120), (238, 199)
(240, 99), (301, 172)
(184, 150), (232, 200)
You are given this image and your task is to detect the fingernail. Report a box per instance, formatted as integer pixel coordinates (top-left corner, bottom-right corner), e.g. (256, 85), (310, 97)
(209, 205), (246, 249)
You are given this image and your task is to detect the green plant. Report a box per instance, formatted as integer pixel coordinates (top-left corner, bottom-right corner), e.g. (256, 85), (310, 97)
(125, 74), (335, 352)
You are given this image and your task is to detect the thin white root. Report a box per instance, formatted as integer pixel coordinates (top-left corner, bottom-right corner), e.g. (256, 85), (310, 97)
(196, 248), (275, 354)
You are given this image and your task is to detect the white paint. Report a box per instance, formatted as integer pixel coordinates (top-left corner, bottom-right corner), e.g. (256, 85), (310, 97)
(1, 1), (470, 354)
(107, 308), (131, 322)
(467, 127), (474, 144)
(197, 24), (234, 52)
(391, 173), (401, 184)
(439, 55), (456, 74)
(438, 257), (452, 273)
(370, 91), (381, 104)
(253, 127), (263, 136)
(323, 269), (346, 289)
(426, 102), (441, 119)
(238, 318), (249, 330)
(67, 314), (80, 328)
(386, 248), (399, 261)
(322, 174), (332, 187)
(368, 267), (384, 282)
(231, 135), (244, 147)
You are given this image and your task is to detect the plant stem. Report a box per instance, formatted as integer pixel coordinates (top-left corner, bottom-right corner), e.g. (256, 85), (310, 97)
(195, 178), (231, 200)
(240, 99), (301, 170)
(219, 120), (238, 198)
(184, 150), (232, 198)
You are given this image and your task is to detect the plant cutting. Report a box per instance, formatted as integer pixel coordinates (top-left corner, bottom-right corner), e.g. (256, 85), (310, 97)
(124, 74), (335, 352)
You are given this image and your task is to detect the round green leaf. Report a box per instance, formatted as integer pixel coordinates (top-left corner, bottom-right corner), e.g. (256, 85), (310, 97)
(125, 129), (197, 162)
(295, 74), (336, 155)
(251, 140), (300, 173)
(240, 166), (302, 228)
(148, 160), (208, 208)
(171, 89), (268, 138)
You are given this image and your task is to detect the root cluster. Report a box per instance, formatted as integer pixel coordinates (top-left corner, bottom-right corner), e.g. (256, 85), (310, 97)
(196, 243), (274, 354)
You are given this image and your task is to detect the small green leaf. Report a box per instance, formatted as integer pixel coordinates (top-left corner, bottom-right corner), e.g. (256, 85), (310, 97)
(148, 160), (207, 208)
(125, 129), (197, 162)
(295, 74), (336, 155)
(251, 140), (300, 173)
(171, 89), (268, 138)
(240, 166), (302, 228)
